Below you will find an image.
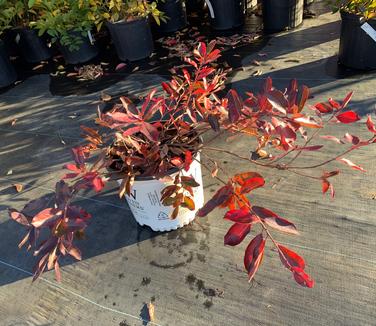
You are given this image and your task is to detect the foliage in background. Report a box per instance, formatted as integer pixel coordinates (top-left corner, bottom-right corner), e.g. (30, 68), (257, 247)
(9, 42), (376, 287)
(88, 0), (166, 31)
(331, 0), (376, 18)
(30, 0), (95, 51)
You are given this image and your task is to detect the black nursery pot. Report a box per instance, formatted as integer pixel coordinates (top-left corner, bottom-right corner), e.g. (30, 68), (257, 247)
(262, 0), (304, 32)
(339, 11), (376, 70)
(59, 32), (98, 65)
(206, 0), (245, 30)
(107, 18), (153, 61)
(185, 0), (204, 13)
(157, 0), (187, 33)
(0, 40), (17, 88)
(17, 28), (51, 63)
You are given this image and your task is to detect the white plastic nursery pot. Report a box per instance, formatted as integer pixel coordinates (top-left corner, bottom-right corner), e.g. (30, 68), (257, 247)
(118, 154), (204, 232)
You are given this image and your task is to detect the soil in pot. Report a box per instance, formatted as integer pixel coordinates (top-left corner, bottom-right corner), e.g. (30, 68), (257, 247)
(17, 28), (52, 63)
(107, 18), (154, 61)
(118, 154), (204, 232)
(156, 0), (187, 33)
(0, 40), (17, 88)
(262, 0), (304, 32)
(339, 11), (376, 70)
(59, 32), (98, 65)
(186, 0), (205, 13)
(206, 0), (245, 30)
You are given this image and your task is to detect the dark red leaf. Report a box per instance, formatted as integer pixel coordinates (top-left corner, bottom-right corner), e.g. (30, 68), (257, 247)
(226, 89), (242, 123)
(224, 223), (251, 246)
(233, 172), (263, 186)
(314, 102), (332, 114)
(208, 114), (220, 132)
(224, 208), (259, 224)
(244, 234), (265, 281)
(336, 111), (360, 124)
(92, 176), (105, 192)
(298, 85), (309, 112)
(252, 206), (299, 235)
(337, 158), (365, 172)
(277, 244), (305, 270)
(196, 184), (233, 217)
(292, 267), (314, 288)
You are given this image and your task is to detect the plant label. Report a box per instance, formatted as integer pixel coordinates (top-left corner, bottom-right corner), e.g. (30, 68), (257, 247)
(361, 22), (376, 42)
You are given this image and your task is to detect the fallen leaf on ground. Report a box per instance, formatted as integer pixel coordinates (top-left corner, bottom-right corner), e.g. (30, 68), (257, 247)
(251, 60), (261, 66)
(252, 70), (263, 76)
(258, 52), (267, 57)
(32, 64), (44, 71)
(101, 92), (112, 102)
(147, 302), (155, 322)
(115, 63), (127, 71)
(13, 184), (23, 192)
(6, 170), (13, 175)
(132, 66), (139, 72)
(11, 119), (17, 126)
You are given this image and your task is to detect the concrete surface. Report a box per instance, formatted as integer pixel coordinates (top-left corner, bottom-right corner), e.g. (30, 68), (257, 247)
(1, 8), (376, 326)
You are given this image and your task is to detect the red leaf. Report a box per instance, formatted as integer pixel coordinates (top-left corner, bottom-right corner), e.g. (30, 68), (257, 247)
(224, 223), (251, 246)
(322, 170), (340, 179)
(32, 208), (61, 228)
(366, 115), (376, 133)
(196, 184), (233, 217)
(314, 102), (332, 114)
(298, 85), (309, 112)
(252, 206), (299, 235)
(140, 122), (159, 142)
(92, 176), (105, 192)
(337, 158), (365, 172)
(266, 89), (288, 114)
(277, 244), (305, 270)
(184, 150), (193, 172)
(244, 234), (265, 281)
(233, 172), (263, 186)
(322, 179), (330, 194)
(328, 98), (340, 109)
(336, 111), (360, 124)
(224, 208), (259, 224)
(343, 133), (360, 145)
(292, 267), (314, 288)
(226, 89), (242, 123)
(296, 145), (323, 151)
(240, 176), (265, 194)
(9, 209), (30, 226)
(64, 164), (81, 172)
(341, 91), (353, 109)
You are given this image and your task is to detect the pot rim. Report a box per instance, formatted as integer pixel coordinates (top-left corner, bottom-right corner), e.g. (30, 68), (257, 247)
(340, 9), (376, 22)
(106, 17), (148, 26)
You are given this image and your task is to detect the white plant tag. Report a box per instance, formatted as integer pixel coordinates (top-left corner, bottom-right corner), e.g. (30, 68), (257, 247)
(15, 33), (20, 44)
(87, 30), (94, 45)
(361, 22), (376, 42)
(204, 0), (215, 18)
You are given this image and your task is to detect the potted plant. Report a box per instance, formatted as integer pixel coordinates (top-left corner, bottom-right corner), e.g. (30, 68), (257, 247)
(331, 0), (376, 70)
(9, 42), (376, 287)
(31, 0), (98, 64)
(156, 0), (187, 33)
(7, 0), (52, 63)
(0, 0), (17, 87)
(262, 0), (304, 32)
(90, 0), (165, 61)
(204, 0), (245, 30)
